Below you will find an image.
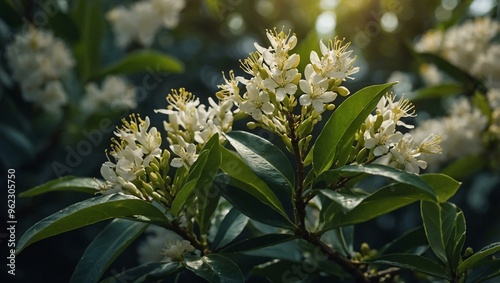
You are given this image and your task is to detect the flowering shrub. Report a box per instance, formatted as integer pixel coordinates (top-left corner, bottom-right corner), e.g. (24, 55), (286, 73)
(17, 28), (500, 283)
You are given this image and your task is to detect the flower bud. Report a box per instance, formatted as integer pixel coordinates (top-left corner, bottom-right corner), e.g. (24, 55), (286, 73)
(247, 122), (258, 130)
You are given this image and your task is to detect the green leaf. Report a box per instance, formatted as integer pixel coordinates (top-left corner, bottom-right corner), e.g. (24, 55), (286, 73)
(320, 181), (437, 230)
(220, 234), (296, 253)
(196, 185), (221, 235)
(321, 226), (354, 257)
(212, 208), (249, 250)
(411, 83), (464, 101)
(466, 258), (500, 283)
(171, 135), (221, 217)
(185, 254), (244, 283)
(449, 211), (466, 270)
(336, 164), (438, 201)
(95, 50), (184, 79)
(379, 226), (428, 255)
(458, 242), (500, 274)
(17, 194), (168, 253)
(71, 0), (104, 81)
(420, 173), (461, 203)
(101, 262), (180, 283)
(225, 131), (294, 194)
(19, 176), (99, 197)
(368, 254), (450, 280)
(313, 82), (396, 175)
(219, 147), (288, 220)
(70, 219), (148, 283)
(136, 262), (183, 282)
(216, 174), (293, 228)
(421, 201), (458, 266)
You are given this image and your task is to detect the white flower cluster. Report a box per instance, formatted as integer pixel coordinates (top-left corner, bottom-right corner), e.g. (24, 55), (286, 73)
(81, 76), (137, 114)
(5, 27), (75, 112)
(99, 115), (164, 198)
(155, 88), (234, 169)
(415, 17), (500, 87)
(107, 0), (185, 47)
(361, 94), (442, 174)
(410, 95), (491, 170)
(217, 29), (359, 136)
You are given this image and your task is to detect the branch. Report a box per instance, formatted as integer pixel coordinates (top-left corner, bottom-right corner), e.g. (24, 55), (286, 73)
(304, 232), (370, 283)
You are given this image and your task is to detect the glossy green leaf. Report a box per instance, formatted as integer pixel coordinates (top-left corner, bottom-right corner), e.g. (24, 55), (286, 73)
(458, 242), (500, 274)
(136, 262), (183, 282)
(19, 176), (99, 197)
(225, 131), (294, 193)
(196, 185), (220, 235)
(171, 135), (221, 216)
(219, 147), (288, 219)
(212, 208), (249, 250)
(216, 174), (293, 228)
(336, 164), (438, 201)
(466, 258), (500, 283)
(313, 82), (395, 175)
(411, 83), (464, 101)
(70, 219), (148, 283)
(95, 50), (184, 78)
(72, 0), (103, 81)
(419, 173), (461, 203)
(379, 226), (428, 255)
(368, 254), (450, 280)
(421, 201), (458, 265)
(450, 211), (466, 270)
(101, 262), (179, 283)
(220, 233), (296, 253)
(320, 178), (438, 230)
(17, 194), (168, 253)
(321, 226), (354, 257)
(185, 254), (244, 283)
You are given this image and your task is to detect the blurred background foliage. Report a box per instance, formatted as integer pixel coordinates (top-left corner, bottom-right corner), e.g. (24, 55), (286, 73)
(0, 0), (499, 282)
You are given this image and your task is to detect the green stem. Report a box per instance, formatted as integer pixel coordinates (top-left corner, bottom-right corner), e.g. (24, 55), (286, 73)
(287, 112), (306, 233)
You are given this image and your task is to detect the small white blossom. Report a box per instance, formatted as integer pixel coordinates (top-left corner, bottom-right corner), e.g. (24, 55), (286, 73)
(240, 83), (275, 120)
(389, 134), (428, 174)
(309, 38), (359, 80)
(299, 64), (337, 113)
(170, 137), (199, 169)
(364, 119), (404, 156)
(162, 240), (195, 262)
